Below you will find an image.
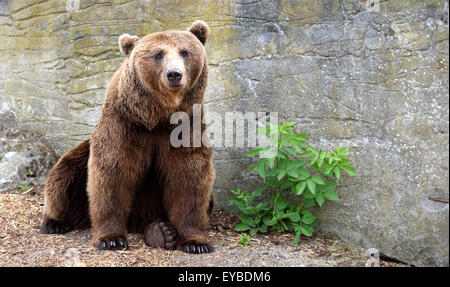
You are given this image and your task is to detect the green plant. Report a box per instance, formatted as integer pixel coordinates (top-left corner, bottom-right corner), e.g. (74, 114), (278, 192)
(229, 121), (357, 243)
(16, 184), (31, 191)
(238, 233), (252, 246)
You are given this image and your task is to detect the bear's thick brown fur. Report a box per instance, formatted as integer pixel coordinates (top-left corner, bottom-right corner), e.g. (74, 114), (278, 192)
(41, 20), (216, 253)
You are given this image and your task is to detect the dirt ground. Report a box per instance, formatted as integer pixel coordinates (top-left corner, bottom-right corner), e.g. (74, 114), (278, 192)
(0, 187), (407, 267)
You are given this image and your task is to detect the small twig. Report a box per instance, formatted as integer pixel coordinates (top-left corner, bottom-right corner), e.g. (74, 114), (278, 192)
(23, 187), (34, 195)
(429, 197), (449, 204)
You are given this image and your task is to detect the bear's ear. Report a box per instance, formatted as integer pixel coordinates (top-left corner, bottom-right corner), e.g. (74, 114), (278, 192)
(119, 34), (140, 56)
(188, 20), (210, 45)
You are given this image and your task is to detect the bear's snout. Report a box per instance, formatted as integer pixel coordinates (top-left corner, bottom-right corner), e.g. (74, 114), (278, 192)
(167, 68), (183, 85)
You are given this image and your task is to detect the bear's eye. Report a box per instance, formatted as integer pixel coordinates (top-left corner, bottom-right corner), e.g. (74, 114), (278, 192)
(154, 51), (164, 60)
(180, 50), (189, 57)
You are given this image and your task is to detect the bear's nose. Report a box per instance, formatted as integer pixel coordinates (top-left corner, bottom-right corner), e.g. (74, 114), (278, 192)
(167, 69), (183, 83)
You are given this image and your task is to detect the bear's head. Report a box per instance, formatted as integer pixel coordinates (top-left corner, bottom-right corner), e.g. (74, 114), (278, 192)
(118, 20), (209, 102)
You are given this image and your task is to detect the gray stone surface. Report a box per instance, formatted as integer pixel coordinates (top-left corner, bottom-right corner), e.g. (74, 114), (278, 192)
(0, 0), (448, 266)
(0, 129), (57, 192)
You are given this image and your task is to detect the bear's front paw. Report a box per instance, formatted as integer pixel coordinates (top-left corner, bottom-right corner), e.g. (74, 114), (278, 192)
(95, 238), (129, 250)
(40, 218), (71, 234)
(145, 221), (177, 250)
(181, 243), (214, 254)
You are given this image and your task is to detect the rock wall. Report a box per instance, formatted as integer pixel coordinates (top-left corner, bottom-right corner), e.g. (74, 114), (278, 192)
(0, 0), (448, 266)
(0, 129), (57, 191)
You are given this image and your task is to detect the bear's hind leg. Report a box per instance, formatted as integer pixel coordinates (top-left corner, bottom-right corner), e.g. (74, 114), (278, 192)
(41, 140), (90, 234)
(144, 221), (177, 250)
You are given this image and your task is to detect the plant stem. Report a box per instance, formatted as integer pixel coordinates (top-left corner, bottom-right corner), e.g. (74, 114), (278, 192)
(298, 196), (305, 212)
(273, 132), (281, 217)
(273, 191), (280, 217)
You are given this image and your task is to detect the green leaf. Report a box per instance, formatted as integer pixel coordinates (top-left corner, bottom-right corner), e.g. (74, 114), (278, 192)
(230, 188), (241, 195)
(301, 209), (314, 217)
(315, 192), (325, 207)
(296, 134), (307, 141)
(310, 162), (320, 170)
(324, 190), (340, 201)
(334, 167), (341, 180)
(267, 157), (276, 169)
(311, 175), (326, 185)
(238, 234), (251, 245)
(255, 202), (268, 210)
(283, 212), (301, 222)
(290, 140), (307, 152)
(322, 165), (334, 176)
(298, 167), (310, 179)
(278, 158), (289, 169)
(282, 145), (297, 156)
(276, 150), (288, 159)
(294, 230), (301, 244)
(228, 198), (241, 206)
(303, 198), (316, 207)
(280, 220), (289, 231)
(276, 197), (288, 210)
(301, 209), (312, 215)
(287, 160), (306, 169)
(306, 179), (316, 195)
(280, 180), (293, 190)
(242, 206), (256, 214)
(250, 228), (258, 237)
(266, 218), (278, 226)
(303, 190), (315, 199)
(274, 224), (283, 232)
(261, 149), (277, 159)
(239, 214), (255, 227)
(321, 182), (337, 193)
(308, 146), (318, 154)
(265, 178), (279, 187)
(301, 213), (316, 224)
(253, 186), (266, 197)
(267, 168), (280, 177)
(263, 215), (272, 225)
(259, 224), (268, 233)
(287, 168), (301, 179)
(295, 181), (307, 195)
(341, 165), (357, 176)
(277, 169), (288, 181)
(317, 158), (324, 168)
(245, 147), (263, 157)
(310, 154), (319, 165)
(300, 151), (314, 158)
(234, 223), (251, 232)
(254, 159), (267, 180)
(316, 151), (326, 167)
(300, 225), (314, 237)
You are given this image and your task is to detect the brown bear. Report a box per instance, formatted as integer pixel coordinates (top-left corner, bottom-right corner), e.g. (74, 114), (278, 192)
(40, 20), (216, 254)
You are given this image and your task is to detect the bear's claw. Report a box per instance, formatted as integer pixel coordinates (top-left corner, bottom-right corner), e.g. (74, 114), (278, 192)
(96, 238), (128, 250)
(40, 218), (71, 234)
(145, 221), (177, 250)
(181, 243), (214, 254)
